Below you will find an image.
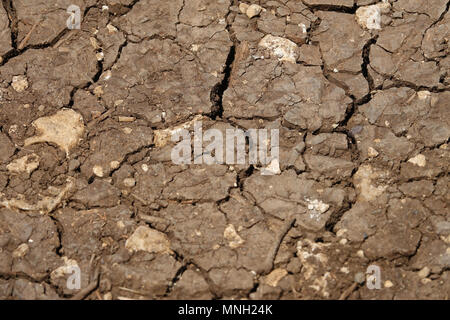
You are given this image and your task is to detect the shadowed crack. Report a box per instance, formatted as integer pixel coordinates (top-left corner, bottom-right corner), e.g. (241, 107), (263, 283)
(210, 45), (236, 120)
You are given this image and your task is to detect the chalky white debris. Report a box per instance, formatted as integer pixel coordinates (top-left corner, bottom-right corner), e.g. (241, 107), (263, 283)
(12, 243), (29, 258)
(246, 4), (263, 18)
(0, 178), (75, 214)
(258, 35), (298, 63)
(261, 158), (281, 175)
(408, 154), (426, 167)
(51, 257), (79, 280)
(6, 154), (40, 176)
(264, 268), (288, 287)
(24, 109), (85, 156)
(126, 226), (172, 254)
(223, 224), (244, 248)
(354, 165), (388, 202)
(355, 1), (390, 30)
(11, 75), (28, 92)
(305, 198), (329, 220)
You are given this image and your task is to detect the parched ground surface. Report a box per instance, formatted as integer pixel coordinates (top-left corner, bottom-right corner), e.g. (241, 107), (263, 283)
(0, 0), (449, 300)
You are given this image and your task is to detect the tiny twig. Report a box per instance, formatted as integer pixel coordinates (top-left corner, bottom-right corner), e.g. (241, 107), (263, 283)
(338, 282), (359, 300)
(70, 267), (100, 300)
(87, 107), (116, 129)
(18, 19), (41, 50)
(53, 32), (75, 49)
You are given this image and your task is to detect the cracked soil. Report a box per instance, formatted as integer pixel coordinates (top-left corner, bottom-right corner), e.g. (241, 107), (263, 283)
(0, 0), (449, 300)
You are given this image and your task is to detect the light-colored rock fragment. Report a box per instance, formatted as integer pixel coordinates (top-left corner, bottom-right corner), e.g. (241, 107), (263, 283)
(123, 178), (136, 188)
(122, 127), (132, 134)
(51, 257), (79, 280)
(125, 226), (172, 254)
(305, 198), (330, 220)
(12, 243), (29, 258)
(106, 24), (117, 33)
(417, 91), (431, 100)
(336, 229), (347, 237)
(93, 165), (104, 177)
(261, 158), (281, 175)
(258, 35), (298, 63)
(103, 292), (113, 300)
(24, 109), (85, 156)
(368, 147), (379, 158)
(384, 280), (394, 288)
(297, 239), (329, 280)
(118, 116), (135, 122)
(0, 177), (75, 214)
(11, 75), (28, 92)
(239, 3), (249, 14)
(356, 5), (381, 30)
(223, 224), (244, 248)
(110, 161), (120, 170)
(357, 250), (365, 258)
(408, 154), (426, 167)
(264, 268), (288, 287)
(354, 165), (388, 202)
(7, 154), (40, 176)
(246, 4), (262, 18)
(418, 267), (430, 279)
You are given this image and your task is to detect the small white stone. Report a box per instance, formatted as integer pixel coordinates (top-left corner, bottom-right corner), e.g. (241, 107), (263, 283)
(12, 243), (29, 258)
(24, 109), (85, 156)
(239, 3), (249, 14)
(224, 224), (244, 248)
(93, 165), (104, 177)
(306, 198), (330, 214)
(50, 257), (79, 280)
(357, 250), (365, 258)
(96, 52), (104, 61)
(106, 24), (118, 33)
(264, 268), (288, 287)
(246, 4), (262, 18)
(417, 91), (431, 100)
(125, 226), (171, 254)
(340, 267), (350, 274)
(258, 35), (298, 63)
(103, 292), (113, 300)
(11, 75), (28, 92)
(110, 161), (120, 170)
(418, 267), (430, 279)
(299, 23), (307, 33)
(368, 146), (379, 157)
(384, 280), (394, 288)
(7, 154), (40, 175)
(123, 178), (136, 188)
(356, 5), (382, 30)
(408, 154), (426, 167)
(261, 158), (281, 175)
(102, 70), (112, 81)
(122, 127), (132, 134)
(191, 44), (200, 52)
(141, 164), (149, 172)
